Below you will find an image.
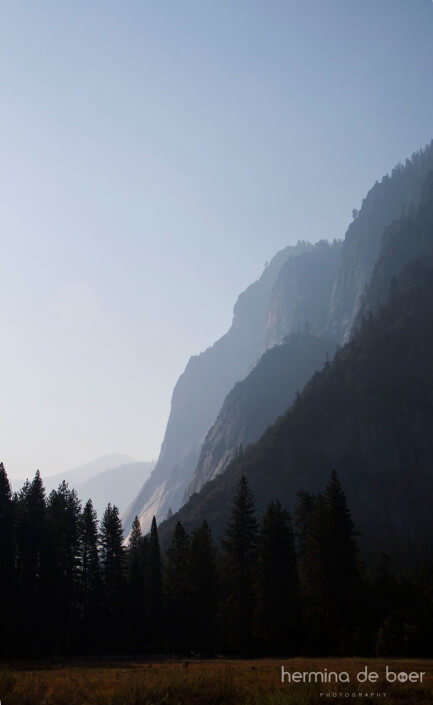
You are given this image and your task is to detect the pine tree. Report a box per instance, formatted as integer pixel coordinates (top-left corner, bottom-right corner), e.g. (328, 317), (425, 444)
(296, 492), (329, 653)
(99, 504), (125, 602)
(78, 499), (101, 652)
(148, 515), (163, 650)
(165, 521), (190, 653)
(221, 475), (258, 655)
(46, 481), (82, 653)
(129, 516), (142, 553)
(254, 501), (300, 655)
(324, 470), (360, 649)
(188, 520), (218, 655)
(126, 516), (146, 652)
(296, 473), (360, 654)
(0, 463), (15, 655)
(15, 470), (48, 655)
(324, 471), (358, 575)
(99, 504), (126, 648)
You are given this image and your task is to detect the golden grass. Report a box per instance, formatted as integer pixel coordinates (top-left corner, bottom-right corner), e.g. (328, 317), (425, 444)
(1, 658), (433, 704)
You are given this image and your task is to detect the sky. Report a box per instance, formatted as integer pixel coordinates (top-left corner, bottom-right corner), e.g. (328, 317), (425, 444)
(1, 0), (433, 481)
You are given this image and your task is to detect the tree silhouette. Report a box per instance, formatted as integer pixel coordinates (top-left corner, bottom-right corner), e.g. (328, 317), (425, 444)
(126, 516), (146, 652)
(165, 521), (190, 652)
(254, 501), (300, 655)
(78, 499), (101, 652)
(221, 475), (258, 655)
(15, 470), (48, 654)
(99, 503), (125, 649)
(148, 515), (163, 650)
(188, 520), (218, 655)
(0, 463), (14, 655)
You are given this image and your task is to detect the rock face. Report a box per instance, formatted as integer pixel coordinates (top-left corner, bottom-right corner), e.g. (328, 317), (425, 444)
(179, 147), (433, 506)
(158, 165), (433, 566)
(356, 170), (433, 324)
(161, 256), (433, 565)
(127, 141), (433, 537)
(326, 143), (433, 342)
(123, 242), (310, 533)
(264, 240), (342, 348)
(185, 331), (335, 501)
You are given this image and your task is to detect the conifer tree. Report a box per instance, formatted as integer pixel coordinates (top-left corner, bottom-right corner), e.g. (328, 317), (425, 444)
(254, 501), (300, 655)
(324, 470), (360, 648)
(296, 492), (329, 653)
(297, 473), (360, 653)
(126, 516), (146, 652)
(0, 463), (15, 655)
(46, 481), (82, 652)
(15, 470), (48, 654)
(78, 499), (101, 652)
(188, 520), (218, 655)
(165, 521), (190, 652)
(324, 471), (358, 573)
(99, 503), (125, 602)
(221, 475), (258, 654)
(129, 516), (142, 553)
(148, 515), (163, 650)
(99, 503), (126, 648)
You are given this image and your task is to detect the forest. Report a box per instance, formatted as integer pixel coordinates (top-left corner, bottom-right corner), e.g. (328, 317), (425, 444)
(1, 463), (433, 660)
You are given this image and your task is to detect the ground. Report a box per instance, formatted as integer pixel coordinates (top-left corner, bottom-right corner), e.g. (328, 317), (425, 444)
(1, 658), (433, 704)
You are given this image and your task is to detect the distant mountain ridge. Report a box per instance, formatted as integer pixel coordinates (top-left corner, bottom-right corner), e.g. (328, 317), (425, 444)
(181, 143), (433, 508)
(326, 143), (433, 342)
(159, 165), (433, 566)
(74, 460), (155, 519)
(123, 241), (312, 533)
(42, 455), (155, 520)
(44, 454), (134, 492)
(127, 140), (433, 537)
(185, 331), (336, 501)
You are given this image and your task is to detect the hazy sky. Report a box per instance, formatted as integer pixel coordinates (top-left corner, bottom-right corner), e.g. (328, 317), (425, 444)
(1, 0), (433, 480)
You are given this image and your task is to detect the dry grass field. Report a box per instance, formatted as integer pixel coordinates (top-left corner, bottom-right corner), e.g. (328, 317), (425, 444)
(1, 658), (433, 704)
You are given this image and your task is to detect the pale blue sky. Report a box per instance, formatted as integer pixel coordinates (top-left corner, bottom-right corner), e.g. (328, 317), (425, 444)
(1, 0), (433, 480)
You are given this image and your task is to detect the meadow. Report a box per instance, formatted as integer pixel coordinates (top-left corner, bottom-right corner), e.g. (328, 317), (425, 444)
(1, 658), (433, 705)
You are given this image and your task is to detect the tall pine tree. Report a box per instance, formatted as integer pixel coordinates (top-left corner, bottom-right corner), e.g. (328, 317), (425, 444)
(254, 501), (300, 655)
(15, 470), (48, 655)
(126, 516), (147, 653)
(221, 475), (258, 655)
(188, 520), (218, 656)
(165, 521), (190, 653)
(45, 481), (82, 654)
(78, 499), (102, 653)
(324, 470), (360, 651)
(99, 503), (126, 649)
(297, 473), (360, 653)
(148, 516), (163, 651)
(0, 463), (15, 656)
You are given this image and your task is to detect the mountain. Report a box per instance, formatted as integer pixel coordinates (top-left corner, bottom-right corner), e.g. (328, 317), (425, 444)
(326, 141), (433, 342)
(73, 460), (155, 519)
(123, 242), (311, 533)
(43, 454), (155, 519)
(264, 240), (342, 348)
(43, 454), (135, 493)
(127, 141), (433, 537)
(185, 331), (335, 501)
(356, 170), (433, 324)
(159, 174), (433, 565)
